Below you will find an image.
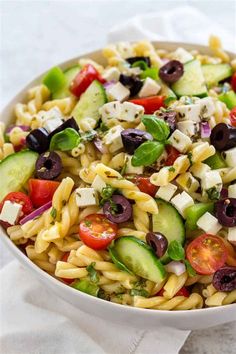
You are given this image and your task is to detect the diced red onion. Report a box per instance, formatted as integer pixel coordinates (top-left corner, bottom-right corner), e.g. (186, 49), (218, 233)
(93, 137), (108, 154)
(201, 122), (211, 138)
(20, 201), (52, 225)
(103, 80), (116, 90)
(165, 261), (186, 276)
(6, 125), (30, 134)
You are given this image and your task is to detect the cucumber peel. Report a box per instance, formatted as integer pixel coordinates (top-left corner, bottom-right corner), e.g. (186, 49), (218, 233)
(52, 65), (81, 99)
(202, 64), (233, 87)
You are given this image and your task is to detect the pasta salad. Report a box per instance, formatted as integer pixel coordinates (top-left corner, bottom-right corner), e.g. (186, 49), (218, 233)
(1, 36), (236, 311)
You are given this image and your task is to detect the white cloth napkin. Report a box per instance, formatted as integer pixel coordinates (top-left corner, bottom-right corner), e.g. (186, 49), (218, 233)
(0, 5), (233, 354)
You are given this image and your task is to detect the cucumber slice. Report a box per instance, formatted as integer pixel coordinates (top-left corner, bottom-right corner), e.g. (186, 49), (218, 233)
(202, 64), (233, 87)
(112, 236), (166, 283)
(71, 80), (107, 126)
(172, 59), (207, 97)
(185, 202), (214, 230)
(152, 199), (185, 263)
(109, 246), (133, 274)
(204, 152), (227, 169)
(0, 150), (38, 201)
(52, 65), (81, 99)
(161, 82), (177, 105)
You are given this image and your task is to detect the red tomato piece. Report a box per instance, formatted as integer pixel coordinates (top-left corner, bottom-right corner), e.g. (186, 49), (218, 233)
(28, 179), (60, 208)
(230, 107), (236, 127)
(165, 145), (181, 166)
(186, 234), (228, 275)
(129, 96), (165, 114)
(157, 286), (189, 297)
(79, 214), (117, 250)
(231, 72), (236, 92)
(60, 252), (74, 284)
(70, 64), (105, 98)
(131, 176), (158, 197)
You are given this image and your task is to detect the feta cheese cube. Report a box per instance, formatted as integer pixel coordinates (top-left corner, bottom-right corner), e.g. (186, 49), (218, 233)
(199, 97), (215, 119)
(228, 184), (236, 198)
(120, 102), (144, 122)
(172, 47), (194, 63)
(101, 67), (120, 82)
(0, 201), (23, 225)
(176, 172), (200, 193)
(171, 191), (194, 218)
(197, 212), (222, 234)
(99, 101), (122, 124)
(155, 183), (177, 202)
(91, 175), (106, 193)
(168, 129), (192, 153)
(75, 188), (98, 207)
(201, 171), (222, 191)
(175, 103), (201, 123)
(227, 227), (236, 245)
(125, 155), (144, 174)
(190, 162), (211, 180)
(104, 125), (124, 153)
(177, 120), (199, 137)
(138, 78), (161, 98)
(106, 82), (130, 102)
(223, 147), (236, 167)
(43, 117), (63, 133)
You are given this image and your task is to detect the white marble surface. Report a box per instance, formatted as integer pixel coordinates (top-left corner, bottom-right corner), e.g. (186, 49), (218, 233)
(0, 1), (236, 353)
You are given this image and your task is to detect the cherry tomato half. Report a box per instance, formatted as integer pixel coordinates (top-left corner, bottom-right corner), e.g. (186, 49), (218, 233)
(165, 145), (180, 166)
(70, 64), (105, 98)
(230, 107), (236, 127)
(231, 72), (236, 93)
(79, 214), (118, 250)
(157, 286), (189, 297)
(129, 96), (165, 114)
(186, 234), (228, 275)
(28, 179), (60, 208)
(131, 176), (158, 197)
(60, 252), (74, 284)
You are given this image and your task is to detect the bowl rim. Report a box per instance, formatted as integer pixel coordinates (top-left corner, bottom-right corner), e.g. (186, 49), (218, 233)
(1, 40), (235, 317)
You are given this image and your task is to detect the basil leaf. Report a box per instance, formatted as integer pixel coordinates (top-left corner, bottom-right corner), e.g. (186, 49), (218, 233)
(167, 240), (185, 261)
(130, 289), (149, 297)
(81, 130), (97, 142)
(140, 68), (158, 80)
(131, 141), (164, 167)
(184, 260), (197, 277)
(49, 128), (80, 151)
(142, 115), (170, 142)
(86, 262), (100, 284)
(131, 60), (148, 70)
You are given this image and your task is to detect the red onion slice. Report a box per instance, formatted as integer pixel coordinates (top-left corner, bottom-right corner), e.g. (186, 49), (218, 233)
(103, 80), (116, 90)
(20, 201), (52, 225)
(201, 122), (211, 138)
(93, 137), (108, 154)
(6, 125), (30, 134)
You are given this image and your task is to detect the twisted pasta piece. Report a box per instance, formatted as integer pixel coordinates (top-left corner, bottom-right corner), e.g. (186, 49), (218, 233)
(209, 35), (230, 63)
(0, 143), (15, 161)
(8, 127), (28, 146)
(57, 151), (81, 176)
(132, 205), (150, 233)
(163, 272), (188, 299)
(117, 228), (146, 240)
(79, 161), (99, 184)
(80, 142), (97, 168)
(42, 96), (76, 115)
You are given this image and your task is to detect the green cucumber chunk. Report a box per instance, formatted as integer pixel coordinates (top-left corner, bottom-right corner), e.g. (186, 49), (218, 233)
(202, 64), (233, 87)
(152, 199), (185, 263)
(52, 65), (81, 99)
(43, 67), (66, 94)
(185, 202), (214, 230)
(109, 246), (133, 274)
(161, 82), (177, 105)
(219, 90), (236, 109)
(0, 150), (38, 201)
(204, 152), (227, 169)
(112, 236), (166, 283)
(172, 59), (207, 97)
(71, 80), (107, 126)
(72, 279), (99, 297)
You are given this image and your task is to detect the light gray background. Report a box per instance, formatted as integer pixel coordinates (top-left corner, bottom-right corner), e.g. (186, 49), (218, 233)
(0, 0), (236, 353)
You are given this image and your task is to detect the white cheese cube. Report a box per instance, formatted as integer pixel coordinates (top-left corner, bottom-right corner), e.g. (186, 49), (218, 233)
(197, 212), (222, 234)
(43, 117), (63, 133)
(223, 147), (236, 167)
(228, 184), (236, 198)
(227, 227), (236, 245)
(120, 102), (144, 122)
(75, 188), (98, 207)
(171, 191), (194, 218)
(106, 82), (130, 102)
(175, 103), (201, 123)
(125, 155), (144, 174)
(99, 101), (122, 124)
(172, 47), (194, 63)
(190, 162), (211, 180)
(199, 97), (215, 119)
(155, 183), (177, 202)
(168, 129), (192, 153)
(91, 175), (106, 193)
(102, 67), (120, 82)
(138, 78), (161, 98)
(201, 171), (222, 191)
(104, 125), (124, 153)
(177, 120), (199, 137)
(165, 261), (186, 276)
(0, 201), (23, 225)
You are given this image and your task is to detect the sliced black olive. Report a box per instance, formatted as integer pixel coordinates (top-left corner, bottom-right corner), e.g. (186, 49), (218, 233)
(215, 198), (236, 227)
(49, 117), (79, 138)
(146, 232), (168, 258)
(155, 110), (177, 134)
(119, 74), (143, 97)
(126, 56), (151, 67)
(210, 123), (236, 151)
(26, 128), (50, 153)
(103, 195), (132, 223)
(35, 151), (62, 180)
(213, 266), (236, 291)
(159, 60), (184, 84)
(121, 129), (153, 155)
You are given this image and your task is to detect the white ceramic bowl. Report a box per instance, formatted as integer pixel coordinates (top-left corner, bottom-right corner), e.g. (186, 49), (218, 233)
(1, 42), (236, 330)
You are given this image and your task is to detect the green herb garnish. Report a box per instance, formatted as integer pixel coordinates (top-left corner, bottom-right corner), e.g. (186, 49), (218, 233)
(206, 187), (220, 200)
(168, 240), (185, 261)
(86, 262), (99, 284)
(131, 141), (164, 167)
(50, 207), (57, 219)
(184, 260), (197, 277)
(49, 128), (81, 151)
(130, 289), (149, 297)
(142, 115), (170, 142)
